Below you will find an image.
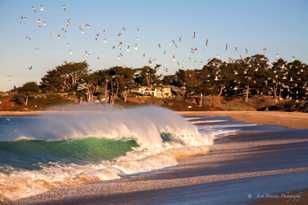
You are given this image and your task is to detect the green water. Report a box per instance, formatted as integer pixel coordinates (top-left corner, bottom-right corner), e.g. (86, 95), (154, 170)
(0, 138), (138, 170)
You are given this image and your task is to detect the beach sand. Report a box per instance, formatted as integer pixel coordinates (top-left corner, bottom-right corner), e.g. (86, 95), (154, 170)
(178, 111), (308, 129)
(0, 111), (51, 117)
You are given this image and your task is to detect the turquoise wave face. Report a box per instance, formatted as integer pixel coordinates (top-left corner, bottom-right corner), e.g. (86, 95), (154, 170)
(0, 138), (138, 170)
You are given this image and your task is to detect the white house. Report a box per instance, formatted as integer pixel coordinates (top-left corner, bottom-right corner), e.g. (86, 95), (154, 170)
(130, 86), (172, 98)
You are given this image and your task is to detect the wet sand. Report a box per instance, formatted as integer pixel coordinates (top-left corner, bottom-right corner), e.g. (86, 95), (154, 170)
(13, 116), (308, 205)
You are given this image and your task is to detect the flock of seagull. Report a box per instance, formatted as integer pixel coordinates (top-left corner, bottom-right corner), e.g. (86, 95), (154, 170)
(15, 3), (268, 74)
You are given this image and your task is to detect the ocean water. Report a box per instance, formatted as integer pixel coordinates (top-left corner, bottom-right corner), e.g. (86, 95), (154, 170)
(0, 138), (138, 169)
(0, 106), (220, 201)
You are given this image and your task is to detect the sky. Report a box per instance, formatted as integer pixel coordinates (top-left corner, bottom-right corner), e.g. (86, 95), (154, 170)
(0, 0), (308, 91)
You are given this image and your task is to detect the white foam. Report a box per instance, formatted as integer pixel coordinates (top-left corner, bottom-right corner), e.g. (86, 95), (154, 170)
(191, 119), (228, 124)
(15, 136), (34, 141)
(184, 117), (203, 121)
(0, 145), (213, 200)
(205, 123), (257, 129)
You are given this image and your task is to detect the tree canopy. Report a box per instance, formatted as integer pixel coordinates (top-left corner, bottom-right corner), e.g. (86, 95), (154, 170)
(12, 54), (308, 104)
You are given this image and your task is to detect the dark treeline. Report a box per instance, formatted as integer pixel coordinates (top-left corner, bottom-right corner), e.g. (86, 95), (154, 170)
(12, 54), (308, 106)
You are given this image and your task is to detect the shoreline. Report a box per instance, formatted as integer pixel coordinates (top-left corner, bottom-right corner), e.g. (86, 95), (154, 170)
(15, 125), (308, 205)
(1, 110), (308, 129)
(0, 111), (47, 116)
(3, 110), (308, 205)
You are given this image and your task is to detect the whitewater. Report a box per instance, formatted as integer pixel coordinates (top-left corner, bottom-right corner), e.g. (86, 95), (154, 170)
(0, 106), (226, 201)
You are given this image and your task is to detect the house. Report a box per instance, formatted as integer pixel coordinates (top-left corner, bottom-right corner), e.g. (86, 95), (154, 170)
(131, 86), (152, 96)
(130, 86), (173, 98)
(153, 86), (172, 98)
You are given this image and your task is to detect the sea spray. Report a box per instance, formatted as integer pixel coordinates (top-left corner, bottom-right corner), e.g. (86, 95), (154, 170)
(0, 105), (215, 200)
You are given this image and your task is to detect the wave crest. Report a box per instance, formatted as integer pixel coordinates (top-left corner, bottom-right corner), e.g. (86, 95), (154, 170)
(0, 105), (215, 201)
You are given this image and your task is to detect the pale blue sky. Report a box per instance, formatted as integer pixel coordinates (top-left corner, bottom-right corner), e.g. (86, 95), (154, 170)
(0, 0), (308, 91)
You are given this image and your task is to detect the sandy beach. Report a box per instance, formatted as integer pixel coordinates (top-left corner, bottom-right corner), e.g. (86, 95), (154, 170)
(178, 111), (308, 129)
(0, 111), (51, 116)
(6, 111), (307, 205)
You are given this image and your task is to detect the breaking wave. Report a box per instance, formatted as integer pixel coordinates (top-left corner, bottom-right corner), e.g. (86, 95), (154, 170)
(0, 106), (218, 201)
